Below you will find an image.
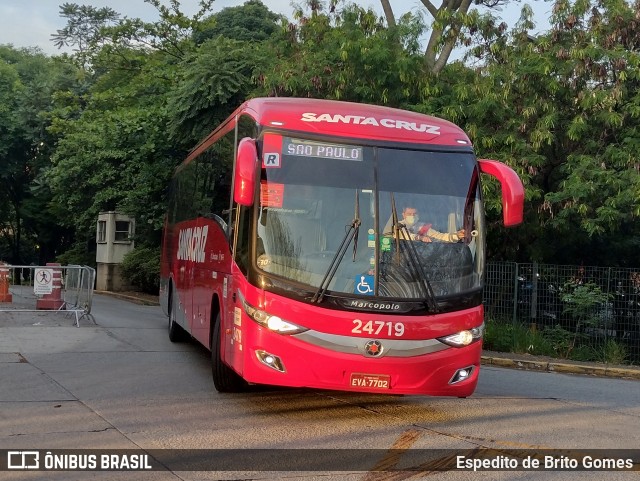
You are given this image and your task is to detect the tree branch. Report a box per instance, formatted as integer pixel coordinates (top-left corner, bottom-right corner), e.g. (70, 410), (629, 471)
(419, 0), (439, 18)
(425, 0), (473, 74)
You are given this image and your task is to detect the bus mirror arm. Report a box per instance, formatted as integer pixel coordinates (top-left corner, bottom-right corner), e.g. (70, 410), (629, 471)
(234, 138), (258, 206)
(478, 159), (525, 227)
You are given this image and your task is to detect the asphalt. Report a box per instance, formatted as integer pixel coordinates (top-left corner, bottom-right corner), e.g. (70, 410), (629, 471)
(96, 290), (640, 381)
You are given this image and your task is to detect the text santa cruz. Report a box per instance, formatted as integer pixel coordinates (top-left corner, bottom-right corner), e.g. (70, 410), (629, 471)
(301, 112), (441, 135)
(177, 226), (208, 263)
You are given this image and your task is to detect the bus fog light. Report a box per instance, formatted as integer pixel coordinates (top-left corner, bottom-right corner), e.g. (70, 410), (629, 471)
(450, 366), (474, 384)
(256, 350), (286, 373)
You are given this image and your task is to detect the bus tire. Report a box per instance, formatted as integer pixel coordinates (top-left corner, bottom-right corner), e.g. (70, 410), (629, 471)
(211, 313), (246, 393)
(168, 287), (187, 342)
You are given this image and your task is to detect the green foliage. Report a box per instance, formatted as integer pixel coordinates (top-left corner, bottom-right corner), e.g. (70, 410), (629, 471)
(46, 47), (178, 244)
(120, 246), (161, 294)
(484, 320), (555, 356)
(599, 340), (628, 365)
(561, 282), (611, 327)
(485, 320), (632, 365)
(567, 344), (599, 362)
(0, 46), (82, 263)
(167, 36), (263, 141)
(448, 0), (640, 264)
(51, 3), (121, 67)
(55, 242), (96, 268)
(3, 0), (640, 272)
(256, 3), (426, 106)
(541, 324), (576, 359)
(193, 0), (283, 44)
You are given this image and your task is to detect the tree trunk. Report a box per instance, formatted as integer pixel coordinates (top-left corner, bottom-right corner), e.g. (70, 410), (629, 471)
(422, 0), (473, 75)
(379, 0), (396, 28)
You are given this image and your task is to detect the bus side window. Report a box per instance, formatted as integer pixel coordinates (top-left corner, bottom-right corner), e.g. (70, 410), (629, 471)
(233, 114), (259, 271)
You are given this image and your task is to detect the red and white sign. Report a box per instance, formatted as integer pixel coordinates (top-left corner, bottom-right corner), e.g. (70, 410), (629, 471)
(34, 268), (53, 295)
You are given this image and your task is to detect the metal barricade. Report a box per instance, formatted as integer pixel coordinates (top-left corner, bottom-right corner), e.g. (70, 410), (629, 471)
(0, 264), (96, 327)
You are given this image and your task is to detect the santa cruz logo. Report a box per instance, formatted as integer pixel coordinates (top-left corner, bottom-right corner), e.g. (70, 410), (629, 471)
(177, 226), (208, 263)
(364, 340), (383, 357)
(301, 112), (441, 135)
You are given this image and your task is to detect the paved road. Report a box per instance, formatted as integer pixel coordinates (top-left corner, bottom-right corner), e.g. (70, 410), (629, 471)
(0, 294), (638, 480)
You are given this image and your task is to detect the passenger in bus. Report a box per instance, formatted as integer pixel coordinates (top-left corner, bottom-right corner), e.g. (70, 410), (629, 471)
(388, 206), (465, 243)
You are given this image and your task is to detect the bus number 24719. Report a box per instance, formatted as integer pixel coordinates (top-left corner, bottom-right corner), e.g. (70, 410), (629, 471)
(352, 320), (405, 337)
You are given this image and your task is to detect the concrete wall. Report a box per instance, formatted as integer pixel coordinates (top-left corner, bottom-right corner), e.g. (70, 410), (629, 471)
(96, 263), (134, 292)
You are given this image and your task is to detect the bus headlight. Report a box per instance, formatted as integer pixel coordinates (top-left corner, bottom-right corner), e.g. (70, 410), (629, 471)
(437, 323), (484, 347)
(241, 297), (307, 335)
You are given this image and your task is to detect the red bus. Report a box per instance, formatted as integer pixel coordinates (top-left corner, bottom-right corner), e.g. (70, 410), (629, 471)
(160, 97), (524, 397)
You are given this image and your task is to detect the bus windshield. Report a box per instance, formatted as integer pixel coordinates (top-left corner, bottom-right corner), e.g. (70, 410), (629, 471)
(255, 135), (484, 306)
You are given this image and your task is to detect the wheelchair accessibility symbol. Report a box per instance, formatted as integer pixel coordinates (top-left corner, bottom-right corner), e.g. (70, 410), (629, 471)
(355, 275), (374, 295)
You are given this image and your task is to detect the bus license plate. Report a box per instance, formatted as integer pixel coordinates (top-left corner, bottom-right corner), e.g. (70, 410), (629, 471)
(350, 373), (391, 390)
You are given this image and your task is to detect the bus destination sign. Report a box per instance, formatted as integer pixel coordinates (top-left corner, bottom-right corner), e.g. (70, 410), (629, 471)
(284, 137), (363, 161)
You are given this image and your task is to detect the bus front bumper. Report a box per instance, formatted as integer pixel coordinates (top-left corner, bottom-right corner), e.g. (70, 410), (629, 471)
(239, 328), (482, 397)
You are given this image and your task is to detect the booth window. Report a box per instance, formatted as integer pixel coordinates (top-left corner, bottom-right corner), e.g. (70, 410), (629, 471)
(97, 220), (107, 243)
(114, 221), (131, 242)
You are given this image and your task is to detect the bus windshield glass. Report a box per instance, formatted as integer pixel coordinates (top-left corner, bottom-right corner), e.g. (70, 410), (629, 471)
(255, 135), (483, 304)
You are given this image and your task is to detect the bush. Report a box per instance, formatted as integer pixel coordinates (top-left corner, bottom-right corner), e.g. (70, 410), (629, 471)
(56, 243), (96, 268)
(120, 246), (160, 294)
(598, 340), (628, 365)
(484, 319), (555, 356)
(541, 325), (575, 359)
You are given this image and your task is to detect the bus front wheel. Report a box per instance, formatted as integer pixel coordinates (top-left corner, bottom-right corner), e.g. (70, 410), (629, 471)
(211, 314), (247, 393)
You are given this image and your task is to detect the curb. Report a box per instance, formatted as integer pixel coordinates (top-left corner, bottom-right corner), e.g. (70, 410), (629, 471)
(481, 355), (640, 380)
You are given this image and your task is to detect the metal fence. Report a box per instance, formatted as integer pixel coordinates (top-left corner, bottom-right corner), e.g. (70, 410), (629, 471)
(0, 264), (95, 326)
(484, 262), (640, 364)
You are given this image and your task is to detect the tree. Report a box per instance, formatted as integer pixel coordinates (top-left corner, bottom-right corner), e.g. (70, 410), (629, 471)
(379, 0), (515, 74)
(46, 47), (179, 248)
(193, 0), (285, 44)
(167, 36), (266, 142)
(257, 2), (426, 106)
(435, 0), (640, 265)
(0, 46), (80, 263)
(46, 0), (263, 252)
(51, 3), (121, 67)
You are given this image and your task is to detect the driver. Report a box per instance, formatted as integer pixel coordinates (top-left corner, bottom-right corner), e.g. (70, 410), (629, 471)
(395, 206), (465, 243)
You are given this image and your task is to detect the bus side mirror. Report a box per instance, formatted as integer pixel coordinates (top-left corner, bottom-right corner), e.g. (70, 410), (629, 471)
(234, 138), (258, 206)
(478, 159), (525, 227)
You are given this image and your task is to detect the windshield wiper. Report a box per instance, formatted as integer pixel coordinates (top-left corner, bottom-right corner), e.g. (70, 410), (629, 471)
(311, 190), (361, 303)
(352, 189), (360, 261)
(389, 193), (439, 313)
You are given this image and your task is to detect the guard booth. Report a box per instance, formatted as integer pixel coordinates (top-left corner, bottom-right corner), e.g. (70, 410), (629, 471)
(96, 211), (135, 291)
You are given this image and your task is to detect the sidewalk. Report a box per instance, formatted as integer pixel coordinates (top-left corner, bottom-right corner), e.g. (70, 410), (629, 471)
(96, 291), (640, 381)
(481, 350), (640, 380)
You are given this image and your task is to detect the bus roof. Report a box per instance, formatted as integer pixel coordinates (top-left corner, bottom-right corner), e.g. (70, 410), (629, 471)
(186, 97), (472, 163)
(242, 97), (471, 147)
